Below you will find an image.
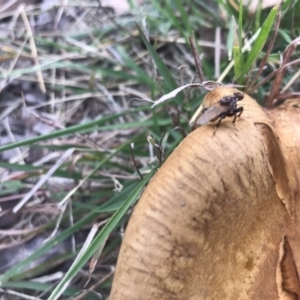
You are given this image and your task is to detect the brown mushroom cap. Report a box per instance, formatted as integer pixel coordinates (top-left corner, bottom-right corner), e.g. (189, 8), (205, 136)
(110, 87), (300, 300)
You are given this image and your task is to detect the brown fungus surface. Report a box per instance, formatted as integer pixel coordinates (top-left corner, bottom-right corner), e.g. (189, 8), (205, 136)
(110, 87), (300, 300)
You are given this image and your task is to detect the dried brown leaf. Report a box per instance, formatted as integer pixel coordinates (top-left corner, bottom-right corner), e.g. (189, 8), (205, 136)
(267, 37), (300, 108)
(110, 87), (300, 299)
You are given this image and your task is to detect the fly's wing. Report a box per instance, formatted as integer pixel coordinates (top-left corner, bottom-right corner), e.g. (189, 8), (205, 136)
(195, 102), (228, 127)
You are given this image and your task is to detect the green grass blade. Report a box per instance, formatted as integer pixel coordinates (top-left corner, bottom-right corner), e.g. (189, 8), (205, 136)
(0, 183), (135, 283)
(116, 46), (154, 86)
(233, 43), (243, 80)
(159, 0), (191, 42)
(233, 10), (243, 80)
(237, 4), (279, 83)
(1, 281), (78, 296)
(135, 22), (178, 92)
(238, 0), (243, 50)
(0, 108), (151, 152)
(0, 211), (99, 283)
(175, 0), (192, 35)
(227, 16), (235, 60)
(47, 169), (155, 300)
(254, 0), (263, 32)
(0, 136), (141, 283)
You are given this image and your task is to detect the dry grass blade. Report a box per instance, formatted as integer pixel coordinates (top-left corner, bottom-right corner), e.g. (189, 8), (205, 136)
(12, 148), (75, 213)
(84, 220), (109, 287)
(266, 36), (300, 107)
(281, 68), (300, 93)
(20, 6), (46, 93)
(73, 270), (115, 300)
(87, 233), (109, 285)
(0, 288), (43, 300)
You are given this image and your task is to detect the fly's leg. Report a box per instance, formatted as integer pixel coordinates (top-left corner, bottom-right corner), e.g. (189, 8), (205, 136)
(237, 106), (243, 117)
(213, 113), (226, 135)
(232, 112), (237, 124)
(232, 106), (243, 123)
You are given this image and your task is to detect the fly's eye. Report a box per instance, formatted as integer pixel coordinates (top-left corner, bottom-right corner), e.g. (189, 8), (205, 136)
(233, 92), (244, 100)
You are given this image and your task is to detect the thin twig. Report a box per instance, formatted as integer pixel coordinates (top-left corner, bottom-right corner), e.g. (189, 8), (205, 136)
(189, 34), (205, 83)
(129, 144), (143, 180)
(266, 37), (300, 108)
(158, 132), (165, 166)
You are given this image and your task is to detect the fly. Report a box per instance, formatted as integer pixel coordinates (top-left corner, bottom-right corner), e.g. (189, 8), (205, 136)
(195, 92), (244, 129)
